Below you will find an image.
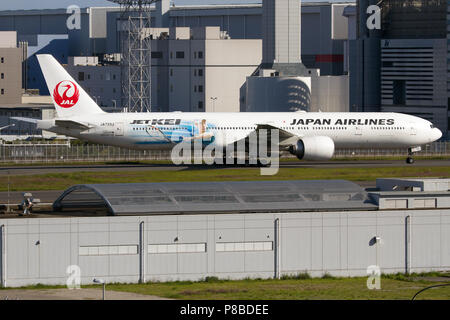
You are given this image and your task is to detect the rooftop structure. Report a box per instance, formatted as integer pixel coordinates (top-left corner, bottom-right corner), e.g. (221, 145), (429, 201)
(53, 180), (375, 215)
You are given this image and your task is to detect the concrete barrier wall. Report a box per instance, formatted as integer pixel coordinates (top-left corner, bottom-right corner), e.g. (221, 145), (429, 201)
(0, 209), (449, 287)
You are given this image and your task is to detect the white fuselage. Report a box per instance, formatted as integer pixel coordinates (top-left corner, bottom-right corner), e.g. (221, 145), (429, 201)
(37, 112), (442, 151)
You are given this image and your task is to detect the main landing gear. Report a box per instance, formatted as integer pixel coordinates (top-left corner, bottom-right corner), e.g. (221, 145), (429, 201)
(406, 146), (421, 164)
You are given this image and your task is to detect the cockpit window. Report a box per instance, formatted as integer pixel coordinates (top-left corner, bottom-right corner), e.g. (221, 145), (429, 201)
(430, 124), (435, 129)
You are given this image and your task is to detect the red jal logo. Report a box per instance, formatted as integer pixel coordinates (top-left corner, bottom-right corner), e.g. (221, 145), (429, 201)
(53, 80), (80, 108)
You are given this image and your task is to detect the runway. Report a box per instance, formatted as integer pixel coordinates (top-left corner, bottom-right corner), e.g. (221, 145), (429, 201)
(0, 159), (449, 176)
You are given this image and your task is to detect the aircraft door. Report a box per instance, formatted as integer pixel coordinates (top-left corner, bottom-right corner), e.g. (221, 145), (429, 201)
(114, 122), (124, 136)
(410, 125), (417, 135)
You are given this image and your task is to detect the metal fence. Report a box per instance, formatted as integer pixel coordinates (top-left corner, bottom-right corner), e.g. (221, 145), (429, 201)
(0, 141), (449, 163)
(334, 141), (450, 158)
(0, 143), (172, 163)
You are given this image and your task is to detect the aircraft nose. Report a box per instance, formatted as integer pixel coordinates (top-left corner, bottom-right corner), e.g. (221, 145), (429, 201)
(434, 128), (442, 140)
(433, 128), (442, 141)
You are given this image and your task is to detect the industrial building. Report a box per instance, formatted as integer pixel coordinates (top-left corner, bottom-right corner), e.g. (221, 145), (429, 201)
(0, 31), (23, 105)
(0, 1), (353, 115)
(350, 0), (449, 139)
(0, 31), (57, 139)
(65, 56), (121, 110)
(1, 178), (449, 287)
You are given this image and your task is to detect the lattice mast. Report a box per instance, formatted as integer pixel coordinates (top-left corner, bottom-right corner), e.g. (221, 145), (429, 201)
(108, 0), (159, 113)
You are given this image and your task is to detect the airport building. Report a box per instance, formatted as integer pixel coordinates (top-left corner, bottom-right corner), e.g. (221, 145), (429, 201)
(0, 31), (57, 139)
(148, 26), (262, 112)
(350, 0), (449, 139)
(0, 31), (23, 105)
(65, 56), (121, 110)
(0, 1), (354, 115)
(0, 178), (449, 287)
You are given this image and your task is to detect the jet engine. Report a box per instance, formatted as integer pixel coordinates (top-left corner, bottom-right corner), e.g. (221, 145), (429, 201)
(288, 136), (335, 161)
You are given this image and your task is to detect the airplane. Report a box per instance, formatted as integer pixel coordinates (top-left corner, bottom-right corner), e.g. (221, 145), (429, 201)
(0, 124), (15, 131)
(12, 54), (442, 164)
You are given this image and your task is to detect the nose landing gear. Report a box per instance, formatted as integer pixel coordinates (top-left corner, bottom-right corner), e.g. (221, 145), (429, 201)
(406, 146), (421, 164)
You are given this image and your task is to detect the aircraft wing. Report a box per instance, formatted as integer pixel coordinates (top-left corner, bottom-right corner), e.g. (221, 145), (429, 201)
(229, 124), (299, 150)
(254, 124), (297, 142)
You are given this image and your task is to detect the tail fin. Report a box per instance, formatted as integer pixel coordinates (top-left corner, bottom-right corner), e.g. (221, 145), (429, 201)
(37, 54), (105, 118)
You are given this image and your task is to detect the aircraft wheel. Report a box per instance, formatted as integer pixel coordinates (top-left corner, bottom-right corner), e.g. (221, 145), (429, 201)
(406, 157), (415, 164)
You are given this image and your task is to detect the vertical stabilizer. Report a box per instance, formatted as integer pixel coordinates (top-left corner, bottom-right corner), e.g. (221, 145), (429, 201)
(37, 54), (105, 118)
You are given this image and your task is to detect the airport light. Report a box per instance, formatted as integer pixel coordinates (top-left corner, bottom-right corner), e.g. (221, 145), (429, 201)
(93, 278), (106, 300)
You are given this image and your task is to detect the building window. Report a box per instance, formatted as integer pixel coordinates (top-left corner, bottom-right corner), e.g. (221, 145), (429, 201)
(170, 84), (173, 92)
(113, 74), (116, 80)
(1, 89), (4, 95)
(1, 57), (3, 63)
(198, 85), (203, 93)
(170, 69), (173, 76)
(198, 51), (203, 59)
(106, 72), (111, 81)
(198, 69), (203, 76)
(170, 52), (173, 59)
(78, 72), (85, 81)
(176, 51), (185, 59)
(79, 245), (138, 256)
(1, 73), (3, 79)
(113, 88), (116, 93)
(151, 51), (163, 59)
(148, 243), (206, 254)
(216, 241), (273, 252)
(393, 80), (406, 105)
(198, 101), (203, 109)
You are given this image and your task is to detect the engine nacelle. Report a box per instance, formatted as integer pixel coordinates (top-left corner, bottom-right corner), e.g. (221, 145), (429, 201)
(289, 136), (335, 161)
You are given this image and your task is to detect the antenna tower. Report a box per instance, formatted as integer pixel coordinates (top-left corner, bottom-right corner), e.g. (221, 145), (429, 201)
(108, 0), (160, 112)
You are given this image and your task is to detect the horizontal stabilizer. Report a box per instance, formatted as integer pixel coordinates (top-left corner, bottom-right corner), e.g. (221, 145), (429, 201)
(55, 119), (91, 130)
(11, 117), (39, 124)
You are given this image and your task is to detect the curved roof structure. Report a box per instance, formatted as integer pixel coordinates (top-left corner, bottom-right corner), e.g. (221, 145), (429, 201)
(53, 180), (376, 216)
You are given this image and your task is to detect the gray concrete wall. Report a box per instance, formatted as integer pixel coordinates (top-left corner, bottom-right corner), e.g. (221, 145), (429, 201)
(1, 208), (449, 287)
(310, 74), (349, 112)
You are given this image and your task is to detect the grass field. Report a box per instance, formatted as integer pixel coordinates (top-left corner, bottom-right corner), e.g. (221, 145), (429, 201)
(1, 165), (449, 192)
(105, 275), (450, 300)
(3, 273), (449, 300)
